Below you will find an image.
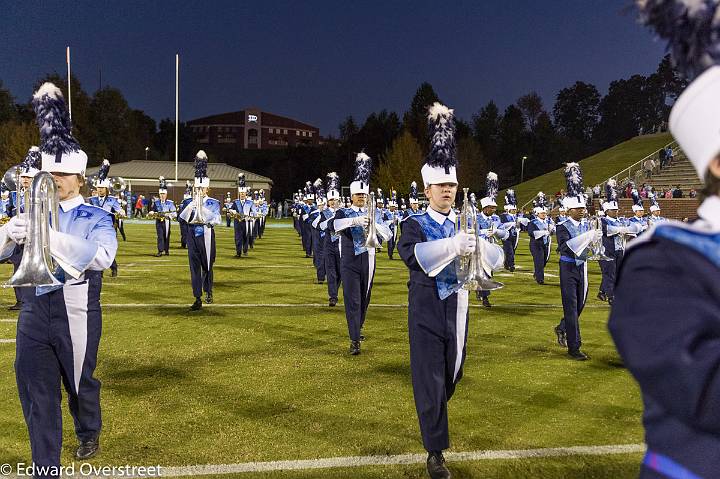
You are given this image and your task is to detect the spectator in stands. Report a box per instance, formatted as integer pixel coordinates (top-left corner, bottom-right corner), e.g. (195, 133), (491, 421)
(689, 189), (697, 198)
(592, 184), (601, 198)
(665, 146), (674, 166)
(134, 195), (144, 217)
(658, 148), (667, 169)
(664, 189), (672, 199)
(644, 158), (656, 178)
(625, 182), (635, 198)
(672, 186), (683, 198)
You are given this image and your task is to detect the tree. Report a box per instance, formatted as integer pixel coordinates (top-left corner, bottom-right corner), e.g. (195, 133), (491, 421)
(355, 110), (401, 161)
(593, 75), (647, 149)
(553, 81), (601, 145)
(338, 116), (359, 144)
(517, 92), (544, 132)
(456, 136), (487, 194)
(374, 130), (423, 197)
(0, 121), (39, 172)
(0, 80), (17, 124)
(402, 82), (440, 149)
(471, 101), (501, 170)
(496, 105), (527, 186)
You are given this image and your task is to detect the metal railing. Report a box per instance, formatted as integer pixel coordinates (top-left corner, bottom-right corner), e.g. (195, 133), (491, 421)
(519, 139), (678, 212)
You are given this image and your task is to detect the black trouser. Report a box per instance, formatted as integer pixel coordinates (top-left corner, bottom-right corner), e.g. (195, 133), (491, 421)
(325, 241), (340, 300)
(155, 219), (171, 254)
(312, 229), (325, 281)
(529, 239), (548, 283)
(558, 260), (588, 352)
(503, 235), (516, 269)
(340, 252), (374, 342)
(599, 250), (624, 298)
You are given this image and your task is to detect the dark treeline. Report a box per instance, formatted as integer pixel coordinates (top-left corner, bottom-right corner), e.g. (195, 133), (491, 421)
(0, 55), (685, 199)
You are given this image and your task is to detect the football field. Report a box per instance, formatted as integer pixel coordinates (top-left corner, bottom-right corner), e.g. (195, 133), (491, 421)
(0, 219), (644, 478)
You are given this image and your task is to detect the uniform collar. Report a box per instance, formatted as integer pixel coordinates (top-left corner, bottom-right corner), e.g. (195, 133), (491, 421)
(566, 216), (581, 227)
(697, 196), (720, 231)
(351, 205), (366, 213)
(60, 194), (85, 212)
(427, 206), (456, 226)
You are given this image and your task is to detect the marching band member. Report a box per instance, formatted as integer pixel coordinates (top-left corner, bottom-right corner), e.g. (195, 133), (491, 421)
(299, 182), (315, 258)
(258, 191), (268, 238)
(177, 181), (193, 249)
(553, 163), (601, 360)
(252, 190), (262, 243)
(180, 151), (221, 310)
(527, 206), (555, 285)
(406, 182), (421, 217)
(115, 191), (127, 242)
(0, 185), (10, 218)
(647, 195), (666, 225)
(475, 172), (509, 308)
(329, 152), (391, 355)
(555, 206), (568, 224)
(319, 172), (341, 307)
(398, 103), (503, 479)
(88, 159), (123, 277)
(610, 3), (720, 475)
(386, 190), (400, 259)
(310, 179), (327, 284)
(499, 189), (519, 272)
(148, 177), (176, 256)
(224, 192), (233, 227)
(375, 188), (386, 250)
(1, 82), (118, 469)
(627, 190), (648, 240)
(231, 174), (256, 257)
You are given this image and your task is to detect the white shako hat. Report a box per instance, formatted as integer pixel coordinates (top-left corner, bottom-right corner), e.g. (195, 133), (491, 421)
(421, 102), (458, 187)
(603, 178), (618, 211)
(303, 181), (314, 200)
(33, 82), (88, 175)
(350, 152), (371, 195)
(630, 187), (643, 212)
(313, 178), (326, 204)
(193, 150), (209, 187)
(94, 159), (111, 188)
(20, 146), (42, 178)
(561, 163), (587, 209)
(326, 171), (340, 200)
(480, 172), (498, 208)
(158, 176), (168, 194)
(533, 206), (546, 215)
(504, 189), (517, 211)
(409, 181), (419, 204)
(237, 173), (249, 193)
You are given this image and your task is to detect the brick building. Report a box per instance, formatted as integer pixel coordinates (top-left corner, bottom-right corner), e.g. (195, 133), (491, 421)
(187, 108), (320, 151)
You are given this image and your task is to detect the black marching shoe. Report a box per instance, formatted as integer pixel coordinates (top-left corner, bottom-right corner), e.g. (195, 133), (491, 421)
(597, 291), (607, 302)
(76, 437), (100, 460)
(482, 296), (492, 308)
(155, 252), (163, 257)
(608, 296), (614, 306)
(190, 298), (202, 311)
(205, 293), (213, 304)
(568, 350), (589, 361)
(426, 451), (451, 479)
(9, 301), (22, 311)
(554, 326), (567, 347)
(537, 280), (545, 285)
(349, 340), (361, 355)
(165, 251), (170, 256)
(509, 266), (515, 272)
(329, 298), (337, 307)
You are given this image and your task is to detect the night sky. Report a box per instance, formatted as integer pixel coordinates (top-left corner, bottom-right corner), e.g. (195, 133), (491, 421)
(1, 1), (666, 135)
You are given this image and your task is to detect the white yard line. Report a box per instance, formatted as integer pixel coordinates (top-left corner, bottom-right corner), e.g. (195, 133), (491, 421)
(0, 339), (16, 344)
(101, 303), (608, 309)
(150, 443), (645, 476)
(0, 319), (17, 322)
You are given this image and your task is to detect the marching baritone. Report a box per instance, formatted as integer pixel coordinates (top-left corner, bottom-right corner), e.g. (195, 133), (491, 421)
(553, 163), (602, 360)
(88, 159), (124, 276)
(148, 176), (177, 256)
(398, 103), (504, 479)
(527, 206), (555, 285)
(2, 82), (118, 469)
(319, 172), (341, 306)
(231, 173), (256, 257)
(329, 152), (391, 355)
(180, 150), (221, 310)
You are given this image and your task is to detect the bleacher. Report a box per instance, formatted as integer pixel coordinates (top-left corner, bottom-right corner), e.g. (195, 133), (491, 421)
(645, 152), (703, 194)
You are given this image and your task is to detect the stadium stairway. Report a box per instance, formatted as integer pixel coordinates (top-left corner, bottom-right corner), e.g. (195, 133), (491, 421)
(646, 152), (703, 194)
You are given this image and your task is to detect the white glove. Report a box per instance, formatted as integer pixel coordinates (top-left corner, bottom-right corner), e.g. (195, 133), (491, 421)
(352, 216), (369, 228)
(593, 229), (603, 242)
(6, 215), (28, 245)
(451, 231), (476, 257)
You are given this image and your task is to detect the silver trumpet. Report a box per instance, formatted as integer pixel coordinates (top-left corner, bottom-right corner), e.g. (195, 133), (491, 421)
(587, 216), (613, 261)
(6, 172), (62, 287)
(189, 186), (208, 225)
(363, 192), (380, 248)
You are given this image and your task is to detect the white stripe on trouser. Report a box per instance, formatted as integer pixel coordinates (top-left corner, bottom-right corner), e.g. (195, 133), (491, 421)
(63, 281), (89, 393)
(366, 249), (375, 296)
(203, 227), (212, 270)
(546, 237), (552, 264)
(165, 219), (170, 241)
(454, 289), (469, 381)
(582, 262), (588, 307)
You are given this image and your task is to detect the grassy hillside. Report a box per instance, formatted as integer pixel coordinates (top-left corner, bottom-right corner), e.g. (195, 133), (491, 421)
(504, 133), (673, 208)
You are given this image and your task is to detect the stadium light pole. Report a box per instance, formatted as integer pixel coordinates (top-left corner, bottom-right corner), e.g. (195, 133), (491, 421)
(145, 146), (149, 161)
(521, 156), (528, 184)
(175, 53), (179, 182)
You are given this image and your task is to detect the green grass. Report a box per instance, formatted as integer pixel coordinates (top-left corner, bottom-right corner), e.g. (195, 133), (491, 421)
(0, 220), (644, 478)
(505, 133), (673, 208)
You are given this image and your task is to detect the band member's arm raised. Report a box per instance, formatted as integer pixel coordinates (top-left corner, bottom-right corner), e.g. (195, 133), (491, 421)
(49, 213), (118, 278)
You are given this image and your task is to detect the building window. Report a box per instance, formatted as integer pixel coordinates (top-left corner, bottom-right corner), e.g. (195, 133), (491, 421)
(309, 132), (313, 138)
(248, 128), (259, 145)
(269, 128), (274, 134)
(296, 130), (300, 136)
(283, 129), (288, 134)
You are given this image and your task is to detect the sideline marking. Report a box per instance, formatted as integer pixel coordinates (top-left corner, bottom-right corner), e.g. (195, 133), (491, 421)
(100, 303), (609, 309)
(153, 443), (645, 476)
(0, 339), (15, 343)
